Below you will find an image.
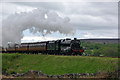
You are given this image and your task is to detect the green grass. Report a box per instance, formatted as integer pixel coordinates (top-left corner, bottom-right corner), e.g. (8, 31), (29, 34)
(81, 42), (119, 57)
(2, 53), (118, 75)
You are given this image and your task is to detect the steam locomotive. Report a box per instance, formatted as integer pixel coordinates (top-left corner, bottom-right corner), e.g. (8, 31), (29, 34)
(1, 38), (84, 55)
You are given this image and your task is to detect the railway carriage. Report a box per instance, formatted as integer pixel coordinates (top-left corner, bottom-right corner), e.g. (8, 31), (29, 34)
(28, 42), (46, 53)
(6, 48), (15, 53)
(16, 43), (28, 53)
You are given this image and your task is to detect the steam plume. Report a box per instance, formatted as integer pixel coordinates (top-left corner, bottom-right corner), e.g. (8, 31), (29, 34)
(2, 8), (75, 47)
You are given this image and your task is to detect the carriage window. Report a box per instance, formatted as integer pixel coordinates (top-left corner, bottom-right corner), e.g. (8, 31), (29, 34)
(29, 43), (46, 47)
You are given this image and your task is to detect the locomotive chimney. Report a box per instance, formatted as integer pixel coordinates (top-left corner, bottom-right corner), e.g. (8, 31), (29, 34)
(74, 38), (77, 40)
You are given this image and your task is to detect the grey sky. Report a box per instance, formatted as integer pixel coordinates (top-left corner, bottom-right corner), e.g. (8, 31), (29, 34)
(1, 2), (118, 43)
(10, 2), (118, 30)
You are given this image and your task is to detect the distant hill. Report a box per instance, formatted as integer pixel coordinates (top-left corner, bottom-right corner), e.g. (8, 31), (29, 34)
(80, 38), (119, 44)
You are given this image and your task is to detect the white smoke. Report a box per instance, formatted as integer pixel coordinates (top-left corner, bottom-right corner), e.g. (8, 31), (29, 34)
(2, 8), (75, 47)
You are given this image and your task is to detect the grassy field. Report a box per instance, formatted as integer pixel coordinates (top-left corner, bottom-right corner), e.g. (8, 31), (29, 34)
(2, 53), (118, 75)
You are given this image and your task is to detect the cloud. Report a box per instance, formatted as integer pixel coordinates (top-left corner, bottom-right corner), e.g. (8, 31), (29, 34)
(1, 0), (119, 2)
(21, 36), (69, 43)
(82, 32), (115, 39)
(81, 29), (118, 39)
(63, 2), (117, 16)
(1, 3), (36, 16)
(70, 14), (117, 30)
(12, 2), (64, 11)
(2, 2), (118, 31)
(1, 2), (118, 45)
(62, 2), (118, 30)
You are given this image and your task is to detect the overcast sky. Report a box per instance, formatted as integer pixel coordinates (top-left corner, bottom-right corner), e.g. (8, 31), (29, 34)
(1, 2), (118, 42)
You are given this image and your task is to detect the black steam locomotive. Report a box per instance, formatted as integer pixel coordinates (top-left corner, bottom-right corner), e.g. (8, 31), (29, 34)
(1, 38), (84, 55)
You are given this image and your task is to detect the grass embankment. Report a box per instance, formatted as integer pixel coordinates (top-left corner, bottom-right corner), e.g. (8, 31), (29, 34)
(2, 53), (118, 75)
